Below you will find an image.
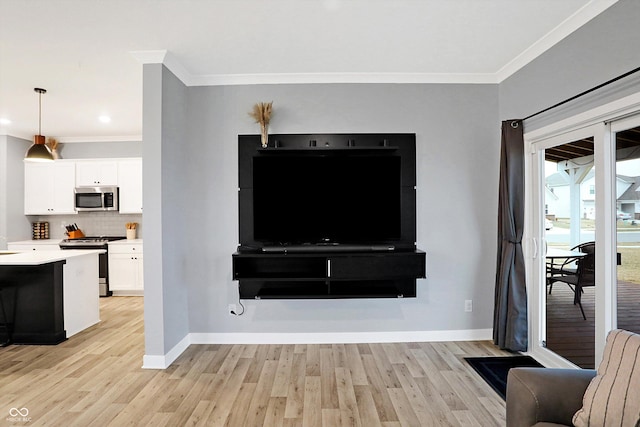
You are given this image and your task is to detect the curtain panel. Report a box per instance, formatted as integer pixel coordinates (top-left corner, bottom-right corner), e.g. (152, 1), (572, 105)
(493, 120), (528, 352)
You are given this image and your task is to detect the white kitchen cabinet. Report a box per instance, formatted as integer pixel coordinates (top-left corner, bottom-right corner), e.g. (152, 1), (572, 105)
(108, 242), (143, 292)
(24, 161), (77, 215)
(76, 160), (118, 186)
(117, 159), (142, 213)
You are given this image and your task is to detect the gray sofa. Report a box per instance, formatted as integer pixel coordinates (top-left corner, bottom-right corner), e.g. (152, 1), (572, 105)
(505, 329), (640, 427)
(506, 367), (596, 427)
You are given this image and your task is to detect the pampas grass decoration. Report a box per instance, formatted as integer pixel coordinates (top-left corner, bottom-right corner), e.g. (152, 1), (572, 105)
(249, 102), (273, 147)
(46, 137), (60, 159)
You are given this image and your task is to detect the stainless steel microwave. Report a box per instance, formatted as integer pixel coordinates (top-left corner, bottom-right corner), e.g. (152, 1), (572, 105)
(74, 186), (119, 211)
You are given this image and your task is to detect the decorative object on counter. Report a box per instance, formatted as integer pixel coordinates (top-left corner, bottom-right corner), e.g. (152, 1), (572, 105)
(32, 221), (49, 239)
(25, 88), (54, 162)
(68, 230), (85, 239)
(249, 101), (273, 148)
(45, 137), (61, 159)
(65, 223), (85, 239)
(126, 222), (138, 240)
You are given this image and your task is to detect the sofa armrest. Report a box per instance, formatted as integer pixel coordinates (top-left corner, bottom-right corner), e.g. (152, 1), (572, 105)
(506, 367), (596, 427)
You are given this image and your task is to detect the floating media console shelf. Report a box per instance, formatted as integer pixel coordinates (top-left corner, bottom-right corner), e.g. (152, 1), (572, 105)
(233, 133), (426, 299)
(233, 250), (426, 299)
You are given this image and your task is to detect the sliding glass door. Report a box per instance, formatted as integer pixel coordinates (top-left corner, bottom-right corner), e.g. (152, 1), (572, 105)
(529, 126), (599, 368)
(611, 117), (640, 336)
(527, 106), (640, 368)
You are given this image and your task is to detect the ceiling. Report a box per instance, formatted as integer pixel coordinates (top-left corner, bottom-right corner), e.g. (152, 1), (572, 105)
(0, 0), (618, 142)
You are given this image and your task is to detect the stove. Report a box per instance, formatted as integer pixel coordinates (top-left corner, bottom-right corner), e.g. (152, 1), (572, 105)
(59, 236), (125, 248)
(60, 236), (125, 296)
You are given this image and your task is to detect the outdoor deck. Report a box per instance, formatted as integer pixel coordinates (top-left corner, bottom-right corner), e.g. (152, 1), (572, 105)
(545, 280), (640, 368)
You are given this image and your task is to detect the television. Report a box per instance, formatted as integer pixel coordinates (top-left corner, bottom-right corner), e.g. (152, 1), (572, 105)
(253, 155), (401, 245)
(238, 134), (417, 252)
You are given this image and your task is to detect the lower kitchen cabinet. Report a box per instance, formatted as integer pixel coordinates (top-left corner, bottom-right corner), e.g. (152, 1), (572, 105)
(108, 241), (143, 293)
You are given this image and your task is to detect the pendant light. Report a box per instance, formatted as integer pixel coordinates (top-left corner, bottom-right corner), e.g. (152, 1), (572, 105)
(25, 88), (54, 161)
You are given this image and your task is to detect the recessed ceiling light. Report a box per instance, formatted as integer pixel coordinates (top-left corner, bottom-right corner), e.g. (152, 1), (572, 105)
(0, 118), (11, 125)
(99, 115), (111, 123)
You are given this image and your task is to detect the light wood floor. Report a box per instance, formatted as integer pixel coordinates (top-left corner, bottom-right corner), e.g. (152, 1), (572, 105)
(0, 297), (513, 426)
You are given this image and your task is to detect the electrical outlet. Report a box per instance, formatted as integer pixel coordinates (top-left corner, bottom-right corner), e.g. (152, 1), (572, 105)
(464, 300), (473, 312)
(228, 304), (237, 315)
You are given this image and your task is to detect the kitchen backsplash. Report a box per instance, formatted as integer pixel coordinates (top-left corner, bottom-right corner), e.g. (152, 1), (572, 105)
(29, 212), (142, 239)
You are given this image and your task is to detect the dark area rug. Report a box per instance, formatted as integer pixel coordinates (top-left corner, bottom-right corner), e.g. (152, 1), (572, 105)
(464, 356), (543, 400)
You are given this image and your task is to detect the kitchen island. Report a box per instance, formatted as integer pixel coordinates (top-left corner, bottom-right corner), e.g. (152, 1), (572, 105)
(0, 249), (103, 344)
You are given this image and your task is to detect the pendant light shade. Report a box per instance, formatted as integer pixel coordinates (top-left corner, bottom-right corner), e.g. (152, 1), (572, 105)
(25, 88), (53, 162)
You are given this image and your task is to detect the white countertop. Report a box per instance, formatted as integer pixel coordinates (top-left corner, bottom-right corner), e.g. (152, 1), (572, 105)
(9, 239), (63, 245)
(109, 239), (143, 245)
(0, 249), (105, 266)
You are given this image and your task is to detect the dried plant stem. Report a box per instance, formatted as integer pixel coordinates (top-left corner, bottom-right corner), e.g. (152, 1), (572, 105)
(46, 137), (60, 159)
(249, 102), (273, 147)
(260, 123), (269, 148)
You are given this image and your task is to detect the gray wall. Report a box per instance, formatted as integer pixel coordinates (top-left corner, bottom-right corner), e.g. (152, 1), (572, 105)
(500, 0), (640, 125)
(160, 65), (190, 351)
(58, 141), (142, 159)
(143, 64), (190, 356)
(0, 135), (32, 248)
(177, 83), (499, 335)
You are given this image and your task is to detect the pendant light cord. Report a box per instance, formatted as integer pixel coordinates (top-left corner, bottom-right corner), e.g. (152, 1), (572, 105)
(34, 88), (46, 136)
(38, 91), (41, 135)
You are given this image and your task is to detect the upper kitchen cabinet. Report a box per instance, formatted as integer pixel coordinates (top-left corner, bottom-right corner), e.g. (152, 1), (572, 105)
(117, 159), (142, 214)
(24, 161), (77, 215)
(76, 160), (118, 186)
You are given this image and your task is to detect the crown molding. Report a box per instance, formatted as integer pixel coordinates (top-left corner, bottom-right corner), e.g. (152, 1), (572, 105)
(132, 1), (619, 87)
(190, 72), (499, 86)
(131, 51), (499, 86)
(129, 50), (167, 64)
(58, 135), (142, 143)
(0, 132), (141, 144)
(496, 0), (619, 82)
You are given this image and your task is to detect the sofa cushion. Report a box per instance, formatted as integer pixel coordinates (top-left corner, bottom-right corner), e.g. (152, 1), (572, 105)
(573, 329), (640, 426)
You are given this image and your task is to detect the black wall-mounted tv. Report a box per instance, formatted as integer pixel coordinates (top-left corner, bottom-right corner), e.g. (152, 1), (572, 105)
(238, 134), (417, 252)
(254, 155), (401, 244)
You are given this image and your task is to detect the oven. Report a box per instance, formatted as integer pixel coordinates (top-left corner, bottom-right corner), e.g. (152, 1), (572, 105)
(59, 236), (125, 296)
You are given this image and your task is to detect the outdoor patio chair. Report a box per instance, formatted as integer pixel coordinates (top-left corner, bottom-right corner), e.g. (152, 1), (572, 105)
(547, 241), (595, 295)
(548, 243), (595, 320)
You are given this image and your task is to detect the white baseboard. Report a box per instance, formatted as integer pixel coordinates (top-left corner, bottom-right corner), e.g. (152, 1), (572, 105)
(142, 334), (191, 369)
(143, 328), (492, 369)
(190, 329), (493, 345)
(112, 290), (144, 296)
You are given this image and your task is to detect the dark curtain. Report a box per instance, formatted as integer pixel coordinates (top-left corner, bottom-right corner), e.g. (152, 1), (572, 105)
(493, 120), (528, 352)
